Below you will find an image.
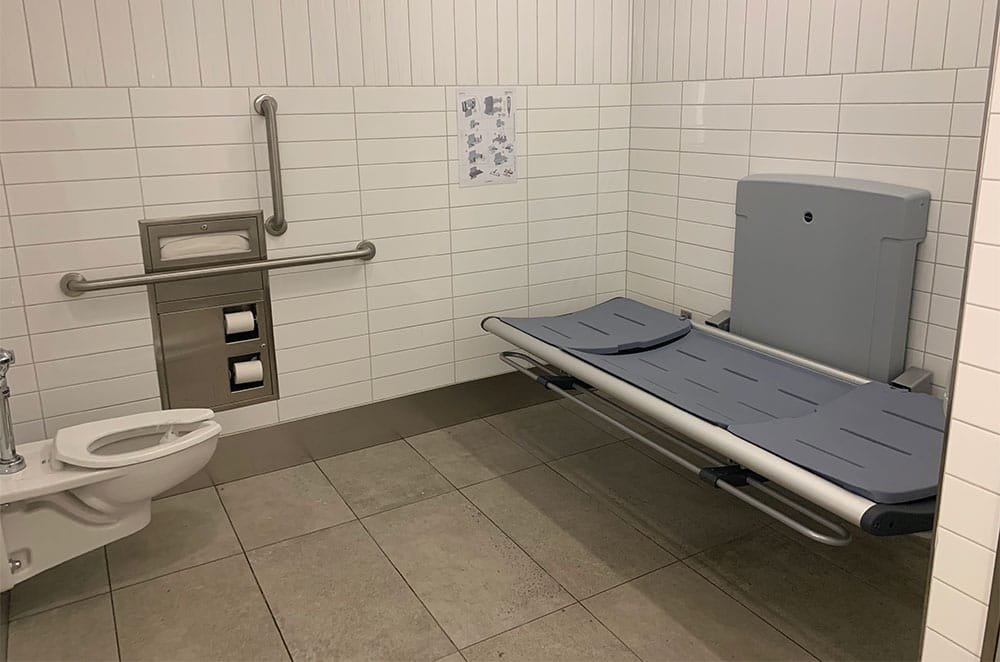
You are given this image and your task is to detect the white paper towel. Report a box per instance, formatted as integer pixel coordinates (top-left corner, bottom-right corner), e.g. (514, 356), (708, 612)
(231, 359), (264, 385)
(159, 232), (252, 260)
(224, 311), (256, 335)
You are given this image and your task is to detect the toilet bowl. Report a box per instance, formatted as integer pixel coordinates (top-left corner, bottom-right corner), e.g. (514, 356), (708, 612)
(0, 409), (221, 591)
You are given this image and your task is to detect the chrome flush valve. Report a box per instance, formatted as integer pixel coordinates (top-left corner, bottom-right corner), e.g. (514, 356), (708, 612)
(0, 348), (26, 474)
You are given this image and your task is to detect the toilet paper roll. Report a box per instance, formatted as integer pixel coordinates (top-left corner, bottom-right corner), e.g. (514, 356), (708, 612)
(231, 359), (264, 385)
(224, 311), (256, 335)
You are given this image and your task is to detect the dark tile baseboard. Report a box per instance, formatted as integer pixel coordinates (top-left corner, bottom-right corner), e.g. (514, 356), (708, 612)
(162, 371), (557, 496)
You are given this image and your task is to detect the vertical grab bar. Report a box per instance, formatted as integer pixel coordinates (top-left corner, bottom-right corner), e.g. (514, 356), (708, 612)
(253, 94), (287, 236)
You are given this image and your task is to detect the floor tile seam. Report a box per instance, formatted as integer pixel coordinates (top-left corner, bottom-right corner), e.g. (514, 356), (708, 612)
(453, 448), (719, 599)
(106, 547), (246, 593)
(401, 422), (545, 491)
(347, 485), (460, 521)
(342, 474), (577, 649)
(679, 554), (824, 662)
(312, 450), (456, 521)
(540, 444), (685, 561)
(171, 401), (556, 495)
(242, 516), (363, 555)
(7, 584), (111, 623)
(1, 595), (6, 662)
(352, 515), (464, 656)
(550, 396), (642, 443)
(212, 458), (318, 491)
(570, 556), (682, 603)
(456, 460), (683, 587)
(455, 601), (588, 653)
(310, 458), (365, 521)
(212, 484), (295, 661)
(307, 436), (456, 513)
(401, 436), (471, 493)
(475, 414), (575, 465)
(539, 436), (621, 463)
(478, 396), (568, 425)
(104, 547), (123, 662)
(218, 462), (364, 552)
(459, 412), (547, 454)
(239, 554), (295, 662)
(211, 435), (409, 492)
(6, 586), (119, 631)
(673, 526), (764, 563)
(571, 559), (683, 606)
(438, 457), (546, 491)
(574, 598), (648, 662)
(450, 488), (579, 608)
(767, 522), (929, 603)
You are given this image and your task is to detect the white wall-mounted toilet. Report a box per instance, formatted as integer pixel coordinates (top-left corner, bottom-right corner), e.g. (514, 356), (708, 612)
(0, 409), (221, 591)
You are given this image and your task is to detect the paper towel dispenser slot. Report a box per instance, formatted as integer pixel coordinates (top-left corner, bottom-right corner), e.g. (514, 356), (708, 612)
(141, 212), (264, 272)
(159, 231), (252, 261)
(141, 211), (279, 412)
(223, 304), (259, 342)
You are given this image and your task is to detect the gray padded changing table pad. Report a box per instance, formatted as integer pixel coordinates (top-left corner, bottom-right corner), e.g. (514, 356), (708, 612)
(497, 297), (945, 504)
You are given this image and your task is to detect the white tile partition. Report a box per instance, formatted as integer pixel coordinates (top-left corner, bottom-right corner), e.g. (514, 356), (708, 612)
(0, 0), (996, 437)
(922, 38), (1000, 661)
(0, 82), (630, 439)
(625, 2), (999, 394)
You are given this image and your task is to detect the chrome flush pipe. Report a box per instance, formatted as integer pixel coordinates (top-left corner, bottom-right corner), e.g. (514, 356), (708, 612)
(0, 348), (26, 474)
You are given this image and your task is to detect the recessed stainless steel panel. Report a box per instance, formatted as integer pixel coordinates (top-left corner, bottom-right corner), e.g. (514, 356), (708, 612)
(141, 211), (279, 412)
(153, 271), (264, 303)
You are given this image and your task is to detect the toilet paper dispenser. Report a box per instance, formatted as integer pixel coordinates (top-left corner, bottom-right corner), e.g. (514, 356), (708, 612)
(133, 213), (266, 410)
(60, 210), (377, 412)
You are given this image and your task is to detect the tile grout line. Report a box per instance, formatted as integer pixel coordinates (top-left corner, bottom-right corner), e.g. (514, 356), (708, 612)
(211, 483), (295, 661)
(477, 410), (685, 560)
(329, 426), (594, 653)
(102, 548), (122, 662)
(767, 520), (938, 604)
(575, 594), (648, 661)
(678, 545), (824, 662)
(350, 508), (465, 655)
(309, 451), (465, 654)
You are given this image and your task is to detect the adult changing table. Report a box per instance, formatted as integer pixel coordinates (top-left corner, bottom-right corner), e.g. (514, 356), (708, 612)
(484, 175), (944, 546)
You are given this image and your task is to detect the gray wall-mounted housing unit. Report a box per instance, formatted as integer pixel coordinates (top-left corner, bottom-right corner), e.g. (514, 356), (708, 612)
(731, 174), (930, 383)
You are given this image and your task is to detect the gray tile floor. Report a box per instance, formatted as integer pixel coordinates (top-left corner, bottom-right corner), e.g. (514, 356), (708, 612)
(6, 399), (930, 662)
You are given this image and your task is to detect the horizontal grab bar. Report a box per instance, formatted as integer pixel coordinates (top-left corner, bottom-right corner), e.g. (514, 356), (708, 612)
(60, 240), (376, 297)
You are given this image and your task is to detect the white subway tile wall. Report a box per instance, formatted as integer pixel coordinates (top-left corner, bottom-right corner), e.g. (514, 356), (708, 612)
(922, 39), (1000, 660)
(625, 70), (989, 393)
(623, 0), (997, 395)
(0, 0), (636, 88)
(0, 0), (993, 89)
(0, 82), (628, 439)
(0, 0), (995, 439)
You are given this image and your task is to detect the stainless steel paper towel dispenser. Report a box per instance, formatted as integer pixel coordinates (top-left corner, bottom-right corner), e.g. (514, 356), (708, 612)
(140, 211), (279, 411)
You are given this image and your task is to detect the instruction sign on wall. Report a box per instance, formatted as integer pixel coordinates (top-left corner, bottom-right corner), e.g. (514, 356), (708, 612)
(457, 88), (517, 187)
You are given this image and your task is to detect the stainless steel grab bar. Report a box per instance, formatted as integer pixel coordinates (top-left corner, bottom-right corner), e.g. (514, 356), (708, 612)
(60, 240), (376, 297)
(254, 94), (286, 236)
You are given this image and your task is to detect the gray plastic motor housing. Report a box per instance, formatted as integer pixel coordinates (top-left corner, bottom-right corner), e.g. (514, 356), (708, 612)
(730, 174), (930, 383)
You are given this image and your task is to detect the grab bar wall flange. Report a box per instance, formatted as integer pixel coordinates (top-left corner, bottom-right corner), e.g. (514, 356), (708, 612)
(253, 94), (286, 237)
(60, 240), (376, 297)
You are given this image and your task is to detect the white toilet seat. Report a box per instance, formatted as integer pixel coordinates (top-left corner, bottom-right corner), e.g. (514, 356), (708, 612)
(53, 409), (221, 469)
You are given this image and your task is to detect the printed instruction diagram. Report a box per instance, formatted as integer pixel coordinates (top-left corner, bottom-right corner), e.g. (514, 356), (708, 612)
(457, 88), (516, 186)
